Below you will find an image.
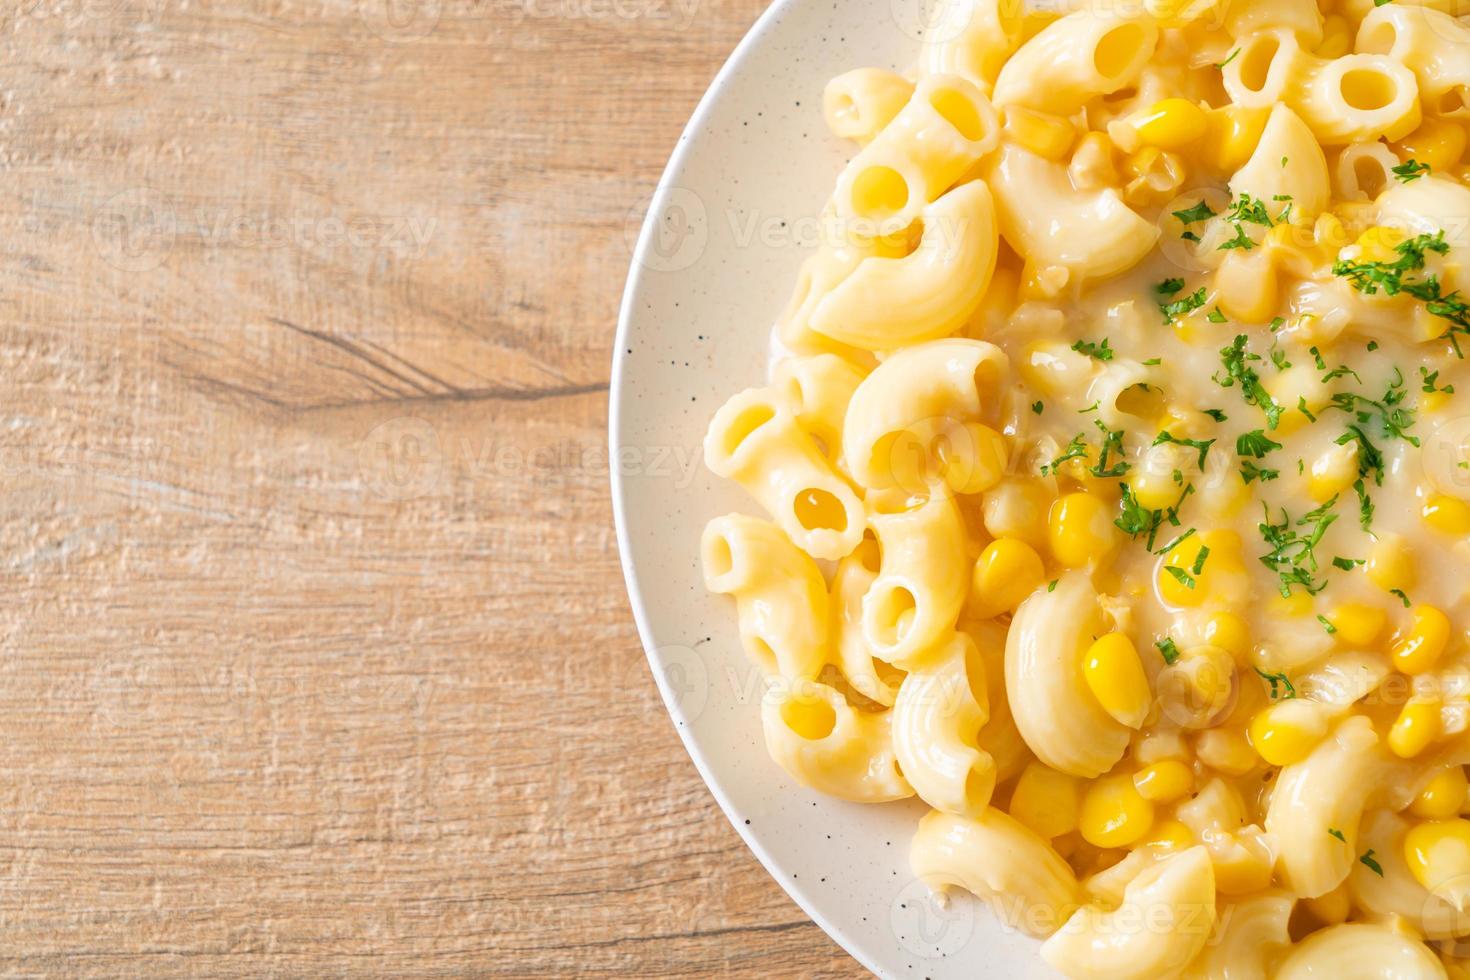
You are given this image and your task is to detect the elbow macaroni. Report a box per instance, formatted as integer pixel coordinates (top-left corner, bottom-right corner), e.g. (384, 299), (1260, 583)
(892, 631), (996, 816)
(697, 0), (1470, 974)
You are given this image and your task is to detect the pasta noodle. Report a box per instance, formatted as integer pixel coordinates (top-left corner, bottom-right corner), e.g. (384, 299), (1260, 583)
(695, 0), (1470, 972)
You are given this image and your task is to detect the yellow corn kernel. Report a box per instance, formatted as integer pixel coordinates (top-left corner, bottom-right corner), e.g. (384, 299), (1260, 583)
(1367, 534), (1417, 594)
(968, 537), (1045, 619)
(982, 478), (1053, 551)
(1414, 767), (1470, 820)
(1143, 818), (1194, 851)
(1423, 388), (1455, 414)
(1425, 495), (1470, 535)
(1393, 118), (1468, 174)
(1203, 105), (1269, 173)
(1356, 225), (1407, 263)
(1048, 492), (1118, 568)
(1003, 106), (1075, 161)
(1195, 728), (1258, 776)
(1390, 698), (1442, 758)
(1009, 762), (1081, 839)
(1315, 14), (1353, 58)
(1083, 632), (1151, 729)
(1128, 466), (1183, 511)
(1202, 610), (1251, 661)
(1270, 590), (1314, 618)
(1133, 98), (1208, 151)
(1404, 819), (1470, 909)
(1157, 529), (1241, 608)
(1133, 760), (1193, 803)
(1308, 440), (1359, 503)
(1327, 602), (1387, 646)
(1079, 773), (1155, 848)
(1393, 605), (1452, 675)
(1248, 700), (1330, 767)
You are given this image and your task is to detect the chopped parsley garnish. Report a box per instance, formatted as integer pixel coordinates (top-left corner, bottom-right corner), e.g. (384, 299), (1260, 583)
(1390, 588), (1411, 607)
(1047, 579), (1058, 593)
(1089, 421), (1130, 478)
(1041, 434), (1089, 477)
(1241, 461), (1279, 484)
(1360, 850), (1384, 877)
(1208, 307), (1228, 323)
(1143, 357), (1162, 366)
(1173, 201), (1217, 226)
(1153, 430), (1215, 469)
(1161, 286), (1208, 322)
(1333, 231), (1470, 351)
(1204, 409), (1228, 422)
(1334, 231), (1448, 295)
(1216, 48), (1240, 69)
(1237, 429), (1283, 458)
(1072, 337), (1115, 361)
(1254, 666), (1297, 700)
(1298, 397), (1317, 423)
(1156, 637), (1182, 665)
(1392, 159), (1430, 183)
(1332, 556), (1364, 571)
(1156, 277), (1186, 296)
(1164, 565), (1197, 590)
(1258, 497), (1338, 596)
(1328, 828), (1346, 842)
(1422, 366), (1455, 395)
(1032, 400), (1044, 414)
(1317, 614), (1338, 635)
(1192, 546), (1210, 576)
(1216, 334), (1283, 429)
(1116, 482), (1158, 539)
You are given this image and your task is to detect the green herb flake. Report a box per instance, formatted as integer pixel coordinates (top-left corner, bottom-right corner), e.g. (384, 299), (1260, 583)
(1072, 338), (1115, 361)
(1164, 565), (1197, 590)
(1254, 666), (1297, 700)
(1237, 429), (1284, 458)
(1161, 286), (1209, 322)
(1392, 160), (1430, 183)
(1154, 430), (1216, 469)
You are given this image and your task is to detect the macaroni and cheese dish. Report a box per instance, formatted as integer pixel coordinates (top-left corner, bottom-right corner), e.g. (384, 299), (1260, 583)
(699, 0), (1470, 974)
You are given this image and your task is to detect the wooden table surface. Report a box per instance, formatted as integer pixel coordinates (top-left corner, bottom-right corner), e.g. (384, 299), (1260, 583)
(0, 0), (861, 973)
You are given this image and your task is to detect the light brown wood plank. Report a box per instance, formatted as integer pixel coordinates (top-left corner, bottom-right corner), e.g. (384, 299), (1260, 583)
(0, 0), (864, 973)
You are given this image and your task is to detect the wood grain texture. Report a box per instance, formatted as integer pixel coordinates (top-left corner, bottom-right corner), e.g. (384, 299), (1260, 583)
(0, 0), (862, 973)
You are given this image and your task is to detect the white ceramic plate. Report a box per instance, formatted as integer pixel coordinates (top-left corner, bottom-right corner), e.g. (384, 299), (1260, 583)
(610, 1), (1057, 975)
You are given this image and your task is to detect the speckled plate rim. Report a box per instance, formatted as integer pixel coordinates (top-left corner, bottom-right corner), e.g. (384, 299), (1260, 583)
(608, 0), (890, 973)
